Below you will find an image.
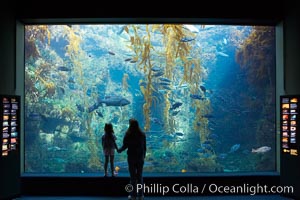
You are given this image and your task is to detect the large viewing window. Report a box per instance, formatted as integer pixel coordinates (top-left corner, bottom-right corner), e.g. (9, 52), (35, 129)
(24, 24), (276, 174)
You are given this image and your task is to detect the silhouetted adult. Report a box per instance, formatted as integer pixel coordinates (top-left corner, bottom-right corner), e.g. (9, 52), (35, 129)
(118, 118), (146, 200)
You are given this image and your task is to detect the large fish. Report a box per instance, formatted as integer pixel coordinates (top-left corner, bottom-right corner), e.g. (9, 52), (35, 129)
(216, 51), (229, 57)
(228, 144), (240, 153)
(251, 146), (271, 153)
(88, 96), (130, 112)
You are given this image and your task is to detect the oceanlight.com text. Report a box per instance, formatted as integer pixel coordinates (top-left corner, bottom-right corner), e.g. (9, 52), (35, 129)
(208, 183), (294, 195)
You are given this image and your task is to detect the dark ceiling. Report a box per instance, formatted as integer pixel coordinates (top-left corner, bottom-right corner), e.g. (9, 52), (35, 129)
(5, 0), (287, 25)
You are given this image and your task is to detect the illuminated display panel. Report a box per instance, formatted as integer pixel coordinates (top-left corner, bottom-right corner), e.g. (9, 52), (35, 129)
(281, 95), (299, 156)
(1, 95), (20, 157)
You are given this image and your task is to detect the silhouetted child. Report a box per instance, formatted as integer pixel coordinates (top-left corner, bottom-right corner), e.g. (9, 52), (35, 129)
(102, 123), (118, 177)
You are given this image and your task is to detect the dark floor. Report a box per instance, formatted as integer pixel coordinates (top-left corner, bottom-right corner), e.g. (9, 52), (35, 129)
(16, 195), (295, 199)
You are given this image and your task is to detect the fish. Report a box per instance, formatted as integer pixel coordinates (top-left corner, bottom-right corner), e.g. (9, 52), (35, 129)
(86, 88), (92, 96)
(152, 71), (164, 77)
(47, 146), (67, 151)
(76, 104), (85, 112)
(98, 96), (130, 106)
(88, 96), (130, 112)
(218, 153), (227, 159)
(171, 110), (180, 116)
(57, 86), (65, 95)
(27, 112), (42, 121)
(151, 66), (162, 72)
(139, 81), (147, 87)
(159, 77), (171, 82)
(190, 94), (206, 100)
(207, 133), (218, 140)
(170, 102), (183, 110)
(216, 51), (229, 57)
(95, 110), (103, 117)
(150, 117), (164, 126)
(158, 82), (170, 86)
(200, 85), (206, 93)
(117, 26), (125, 35)
(252, 146), (271, 153)
(57, 66), (71, 71)
(174, 83), (189, 90)
(228, 144), (240, 153)
(174, 132), (184, 136)
(196, 148), (205, 153)
(180, 37), (196, 42)
(108, 51), (115, 55)
(161, 85), (172, 90)
(68, 77), (76, 83)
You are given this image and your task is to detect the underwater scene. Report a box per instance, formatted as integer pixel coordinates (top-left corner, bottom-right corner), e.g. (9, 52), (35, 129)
(24, 24), (276, 174)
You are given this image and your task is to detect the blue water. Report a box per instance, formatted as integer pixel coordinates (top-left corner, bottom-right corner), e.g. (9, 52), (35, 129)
(24, 24), (276, 174)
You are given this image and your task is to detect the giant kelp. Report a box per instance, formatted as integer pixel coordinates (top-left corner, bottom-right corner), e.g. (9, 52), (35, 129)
(160, 25), (190, 133)
(25, 25), (104, 172)
(124, 24), (216, 170)
(25, 26), (52, 100)
(25, 25), (50, 60)
(235, 26), (276, 170)
(126, 24), (210, 135)
(235, 26), (275, 87)
(126, 25), (154, 131)
(63, 26), (102, 169)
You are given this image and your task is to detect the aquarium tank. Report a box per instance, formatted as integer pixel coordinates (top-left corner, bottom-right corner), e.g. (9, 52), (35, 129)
(24, 24), (276, 174)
